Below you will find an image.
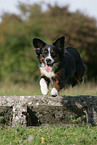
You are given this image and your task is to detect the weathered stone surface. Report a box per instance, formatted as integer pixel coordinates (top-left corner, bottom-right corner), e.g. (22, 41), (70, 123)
(0, 106), (12, 125)
(0, 95), (97, 126)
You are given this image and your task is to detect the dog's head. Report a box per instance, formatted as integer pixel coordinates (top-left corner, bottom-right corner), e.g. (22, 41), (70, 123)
(33, 36), (65, 72)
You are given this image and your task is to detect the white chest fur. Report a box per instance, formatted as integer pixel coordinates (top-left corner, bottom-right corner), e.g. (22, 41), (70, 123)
(40, 66), (55, 79)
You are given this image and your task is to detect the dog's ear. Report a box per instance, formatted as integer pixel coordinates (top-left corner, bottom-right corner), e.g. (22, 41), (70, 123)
(33, 38), (46, 50)
(33, 38), (46, 58)
(52, 36), (65, 52)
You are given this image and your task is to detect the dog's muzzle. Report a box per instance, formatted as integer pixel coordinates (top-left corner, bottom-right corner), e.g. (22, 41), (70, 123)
(45, 58), (54, 72)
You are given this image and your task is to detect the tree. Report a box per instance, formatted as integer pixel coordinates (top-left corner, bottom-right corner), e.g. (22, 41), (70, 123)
(0, 2), (97, 83)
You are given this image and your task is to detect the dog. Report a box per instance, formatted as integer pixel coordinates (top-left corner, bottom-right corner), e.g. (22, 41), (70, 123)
(33, 36), (86, 96)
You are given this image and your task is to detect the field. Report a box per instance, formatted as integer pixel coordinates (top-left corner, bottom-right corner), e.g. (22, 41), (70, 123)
(0, 81), (97, 96)
(0, 81), (97, 145)
(0, 1), (97, 144)
(0, 125), (97, 145)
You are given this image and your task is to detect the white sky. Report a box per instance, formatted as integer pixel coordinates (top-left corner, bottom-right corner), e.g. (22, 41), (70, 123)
(0, 0), (97, 19)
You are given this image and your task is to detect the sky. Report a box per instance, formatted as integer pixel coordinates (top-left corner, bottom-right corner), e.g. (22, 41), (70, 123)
(0, 0), (97, 19)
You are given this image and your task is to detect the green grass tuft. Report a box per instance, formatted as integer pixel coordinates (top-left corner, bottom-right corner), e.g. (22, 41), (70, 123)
(0, 125), (97, 145)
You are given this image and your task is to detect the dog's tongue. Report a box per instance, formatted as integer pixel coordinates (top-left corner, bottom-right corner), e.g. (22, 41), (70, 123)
(45, 65), (52, 72)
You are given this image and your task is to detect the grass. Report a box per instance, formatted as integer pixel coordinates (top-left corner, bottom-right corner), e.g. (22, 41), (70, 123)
(0, 81), (97, 96)
(0, 125), (97, 145)
(60, 82), (97, 96)
(0, 82), (41, 96)
(0, 81), (97, 144)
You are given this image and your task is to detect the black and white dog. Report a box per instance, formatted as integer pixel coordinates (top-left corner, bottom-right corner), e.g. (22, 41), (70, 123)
(33, 36), (86, 96)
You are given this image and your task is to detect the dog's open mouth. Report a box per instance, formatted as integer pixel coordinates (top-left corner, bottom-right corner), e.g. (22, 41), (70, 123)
(45, 64), (53, 72)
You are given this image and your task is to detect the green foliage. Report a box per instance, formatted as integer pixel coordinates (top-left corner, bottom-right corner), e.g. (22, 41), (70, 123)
(70, 115), (86, 124)
(0, 125), (97, 144)
(0, 2), (97, 83)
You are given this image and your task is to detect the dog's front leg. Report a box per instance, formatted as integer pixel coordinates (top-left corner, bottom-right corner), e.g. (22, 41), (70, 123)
(40, 78), (48, 95)
(51, 80), (59, 97)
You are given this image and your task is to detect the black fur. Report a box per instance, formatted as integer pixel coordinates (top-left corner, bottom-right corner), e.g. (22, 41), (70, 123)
(33, 36), (86, 95)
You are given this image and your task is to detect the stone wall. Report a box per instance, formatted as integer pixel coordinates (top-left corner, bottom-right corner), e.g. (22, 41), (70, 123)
(0, 96), (97, 126)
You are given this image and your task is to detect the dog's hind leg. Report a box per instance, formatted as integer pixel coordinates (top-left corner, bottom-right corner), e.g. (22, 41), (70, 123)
(73, 75), (84, 86)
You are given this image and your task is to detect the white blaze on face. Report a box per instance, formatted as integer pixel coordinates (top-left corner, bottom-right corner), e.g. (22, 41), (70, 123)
(45, 47), (54, 64)
(40, 47), (55, 76)
(44, 47), (54, 72)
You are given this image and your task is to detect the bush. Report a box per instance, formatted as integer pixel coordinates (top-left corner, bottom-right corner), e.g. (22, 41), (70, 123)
(0, 2), (97, 83)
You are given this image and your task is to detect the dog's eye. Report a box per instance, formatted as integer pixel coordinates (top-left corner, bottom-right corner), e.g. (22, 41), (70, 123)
(44, 50), (48, 54)
(42, 50), (48, 56)
(51, 51), (56, 57)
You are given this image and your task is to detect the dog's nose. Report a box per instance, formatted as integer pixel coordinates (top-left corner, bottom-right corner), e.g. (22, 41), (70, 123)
(46, 58), (51, 64)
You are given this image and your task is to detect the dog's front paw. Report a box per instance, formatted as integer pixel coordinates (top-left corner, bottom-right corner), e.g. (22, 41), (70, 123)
(40, 78), (48, 95)
(51, 88), (58, 97)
